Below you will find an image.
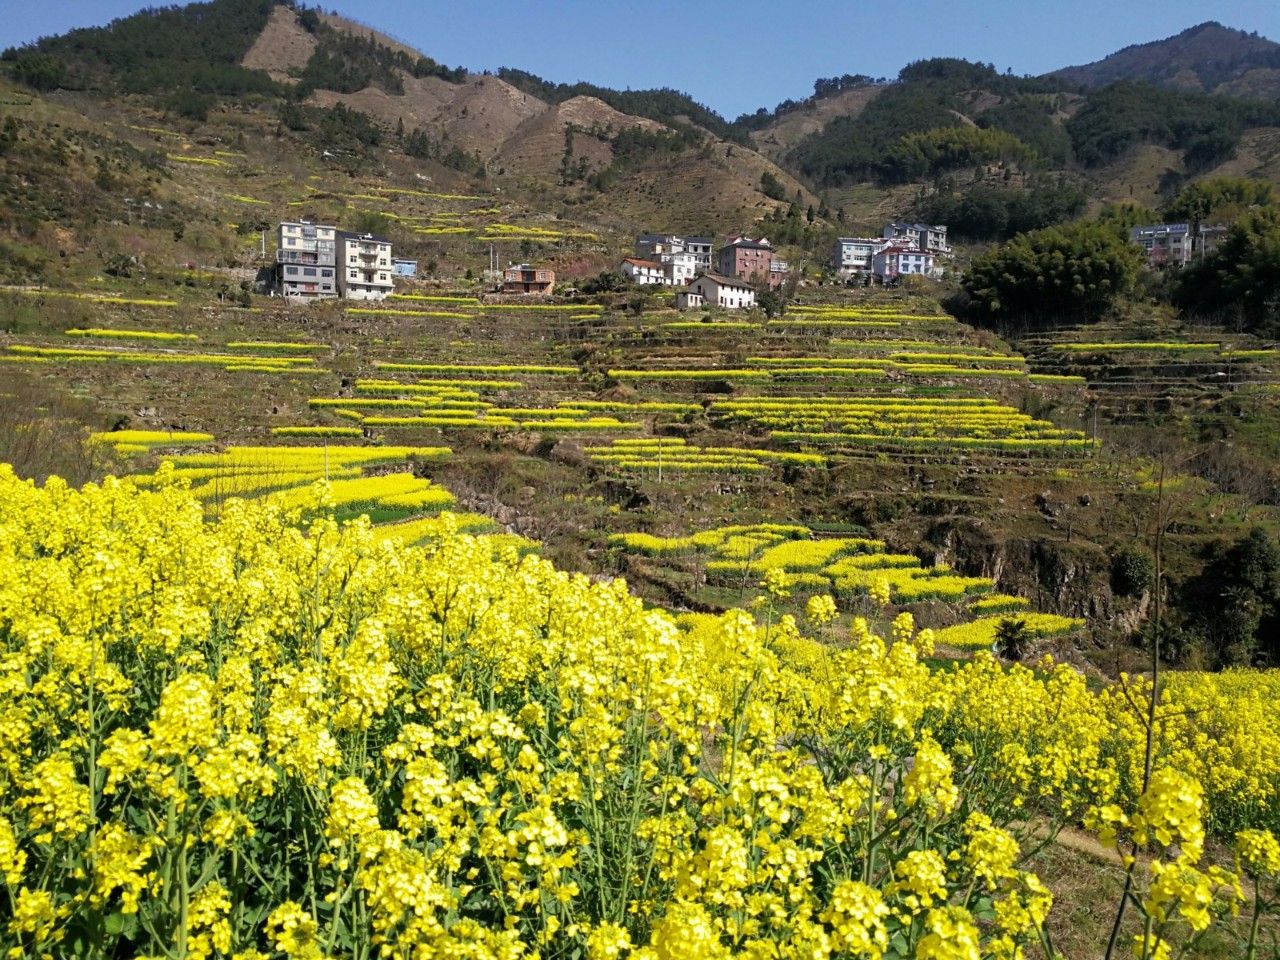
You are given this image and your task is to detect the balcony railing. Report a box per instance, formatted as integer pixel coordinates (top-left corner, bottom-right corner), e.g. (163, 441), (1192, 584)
(277, 250), (328, 265)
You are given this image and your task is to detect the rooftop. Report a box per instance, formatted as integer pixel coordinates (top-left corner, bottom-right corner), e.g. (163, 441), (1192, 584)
(696, 272), (755, 290)
(723, 236), (773, 250)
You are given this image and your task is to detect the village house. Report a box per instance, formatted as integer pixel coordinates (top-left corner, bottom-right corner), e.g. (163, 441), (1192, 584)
(633, 234), (712, 284)
(274, 220), (338, 299)
(1129, 223), (1227, 268)
(502, 263), (556, 295)
(884, 222), (951, 256)
(620, 257), (666, 285)
(688, 273), (757, 309)
(872, 244), (937, 282)
(635, 234), (714, 270)
(718, 236), (788, 288)
(675, 289), (705, 311)
(337, 231), (395, 300)
(833, 236), (889, 277)
(659, 250), (700, 285)
(719, 236), (771, 283)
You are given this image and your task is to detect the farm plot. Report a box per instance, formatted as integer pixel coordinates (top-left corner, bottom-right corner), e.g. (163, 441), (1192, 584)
(609, 521), (1085, 644)
(711, 396), (1094, 456)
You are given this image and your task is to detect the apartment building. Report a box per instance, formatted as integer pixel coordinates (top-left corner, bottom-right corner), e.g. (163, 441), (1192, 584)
(274, 221), (337, 299)
(337, 231), (394, 300)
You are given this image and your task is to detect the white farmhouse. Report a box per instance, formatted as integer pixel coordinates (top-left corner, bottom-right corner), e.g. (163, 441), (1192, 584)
(620, 257), (667, 285)
(688, 273), (756, 309)
(675, 289), (705, 310)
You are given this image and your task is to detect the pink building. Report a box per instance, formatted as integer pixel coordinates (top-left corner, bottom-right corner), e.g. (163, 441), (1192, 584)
(718, 236), (788, 289)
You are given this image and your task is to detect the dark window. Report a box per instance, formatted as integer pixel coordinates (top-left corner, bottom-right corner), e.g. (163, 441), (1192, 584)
(321, 269), (333, 278)
(303, 268), (317, 277)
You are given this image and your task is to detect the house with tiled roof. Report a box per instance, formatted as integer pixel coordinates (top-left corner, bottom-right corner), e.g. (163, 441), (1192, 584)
(688, 273), (756, 309)
(620, 257), (667, 285)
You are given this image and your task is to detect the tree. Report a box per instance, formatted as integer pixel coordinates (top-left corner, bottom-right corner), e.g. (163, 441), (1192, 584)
(960, 221), (1143, 327)
(351, 210), (392, 237)
(994, 618), (1031, 660)
(1175, 207), (1280, 333)
(1163, 176), (1274, 223)
(1181, 527), (1280, 667)
(11, 53), (66, 91)
(759, 171), (787, 202)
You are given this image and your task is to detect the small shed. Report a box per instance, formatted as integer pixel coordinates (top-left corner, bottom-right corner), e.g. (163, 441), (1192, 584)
(676, 290), (705, 311)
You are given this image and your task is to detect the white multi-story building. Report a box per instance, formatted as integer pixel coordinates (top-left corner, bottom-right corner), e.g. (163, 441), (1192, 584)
(1129, 222), (1229, 269)
(833, 236), (889, 276)
(275, 221), (338, 299)
(620, 257), (666, 285)
(660, 251), (700, 285)
(337, 231), (394, 300)
(635, 234), (713, 270)
(884, 222), (951, 256)
(872, 244), (937, 281)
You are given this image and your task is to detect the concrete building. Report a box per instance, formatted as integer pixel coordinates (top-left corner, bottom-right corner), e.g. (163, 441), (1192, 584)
(1129, 223), (1227, 268)
(675, 290), (705, 310)
(833, 236), (889, 276)
(718, 236), (776, 286)
(1129, 224), (1193, 268)
(502, 264), (555, 295)
(659, 251), (700, 285)
(337, 231), (394, 300)
(872, 244), (937, 281)
(688, 273), (756, 309)
(682, 237), (714, 269)
(1197, 224), (1229, 257)
(636, 234), (714, 270)
(621, 257), (667, 285)
(884, 222), (951, 256)
(274, 221), (337, 299)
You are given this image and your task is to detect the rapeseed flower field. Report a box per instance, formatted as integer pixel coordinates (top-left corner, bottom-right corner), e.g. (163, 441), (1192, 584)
(2, 467), (1279, 958)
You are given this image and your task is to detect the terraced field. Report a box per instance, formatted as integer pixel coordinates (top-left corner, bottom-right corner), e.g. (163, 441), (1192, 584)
(3, 288), (1116, 645)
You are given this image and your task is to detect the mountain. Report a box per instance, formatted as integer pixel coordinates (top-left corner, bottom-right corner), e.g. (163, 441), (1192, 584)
(8, 0), (1280, 258)
(2, 0), (815, 235)
(1049, 21), (1280, 99)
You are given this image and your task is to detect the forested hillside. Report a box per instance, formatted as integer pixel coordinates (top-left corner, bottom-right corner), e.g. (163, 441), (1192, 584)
(1052, 20), (1280, 98)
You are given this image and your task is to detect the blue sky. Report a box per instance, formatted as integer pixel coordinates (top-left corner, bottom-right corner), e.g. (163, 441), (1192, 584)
(5, 1), (1280, 119)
